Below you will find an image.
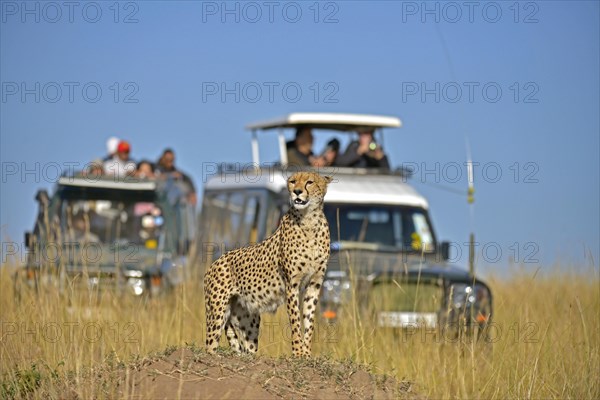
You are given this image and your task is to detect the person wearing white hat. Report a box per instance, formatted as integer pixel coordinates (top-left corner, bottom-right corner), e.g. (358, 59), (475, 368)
(103, 136), (120, 161)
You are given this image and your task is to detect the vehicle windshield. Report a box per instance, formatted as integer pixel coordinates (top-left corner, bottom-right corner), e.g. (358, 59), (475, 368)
(61, 199), (163, 246)
(324, 204), (435, 252)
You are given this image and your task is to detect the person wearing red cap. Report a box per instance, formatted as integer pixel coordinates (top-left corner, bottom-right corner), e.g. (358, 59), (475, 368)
(117, 141), (130, 154)
(103, 140), (136, 178)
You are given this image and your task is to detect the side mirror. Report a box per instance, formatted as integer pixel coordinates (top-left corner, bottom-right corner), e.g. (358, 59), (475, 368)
(440, 241), (450, 261)
(24, 232), (31, 248)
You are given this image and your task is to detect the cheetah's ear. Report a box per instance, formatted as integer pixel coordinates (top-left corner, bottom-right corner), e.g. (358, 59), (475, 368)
(323, 175), (333, 184)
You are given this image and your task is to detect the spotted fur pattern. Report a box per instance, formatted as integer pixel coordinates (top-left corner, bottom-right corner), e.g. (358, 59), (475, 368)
(204, 171), (332, 356)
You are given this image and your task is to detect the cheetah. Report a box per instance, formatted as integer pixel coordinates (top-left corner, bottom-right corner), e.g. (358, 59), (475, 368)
(203, 171), (332, 357)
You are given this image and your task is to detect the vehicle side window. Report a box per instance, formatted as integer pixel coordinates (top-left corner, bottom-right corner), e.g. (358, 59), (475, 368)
(201, 192), (230, 246)
(226, 192), (245, 245)
(265, 195), (285, 238)
(201, 191), (263, 249)
(240, 195), (260, 244)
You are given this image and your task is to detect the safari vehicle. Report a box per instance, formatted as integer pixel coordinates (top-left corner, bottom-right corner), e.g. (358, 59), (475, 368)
(197, 113), (492, 334)
(19, 173), (195, 297)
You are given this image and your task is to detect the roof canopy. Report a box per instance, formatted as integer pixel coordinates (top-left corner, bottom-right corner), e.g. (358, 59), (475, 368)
(58, 176), (156, 191)
(246, 112), (402, 132)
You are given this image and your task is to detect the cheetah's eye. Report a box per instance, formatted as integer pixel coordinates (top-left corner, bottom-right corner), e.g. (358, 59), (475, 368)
(307, 180), (314, 185)
(289, 180), (296, 184)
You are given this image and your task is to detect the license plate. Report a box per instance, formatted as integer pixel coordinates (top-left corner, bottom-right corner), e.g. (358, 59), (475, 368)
(378, 312), (438, 328)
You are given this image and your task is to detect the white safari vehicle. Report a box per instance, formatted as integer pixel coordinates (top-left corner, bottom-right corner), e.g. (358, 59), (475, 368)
(198, 113), (492, 334)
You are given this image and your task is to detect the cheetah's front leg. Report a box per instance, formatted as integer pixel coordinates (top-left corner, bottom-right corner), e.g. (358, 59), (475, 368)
(205, 298), (228, 354)
(286, 275), (305, 357)
(204, 264), (232, 353)
(301, 272), (325, 356)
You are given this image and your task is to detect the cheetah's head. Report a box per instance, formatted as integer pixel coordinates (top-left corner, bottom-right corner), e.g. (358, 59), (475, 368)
(287, 172), (333, 211)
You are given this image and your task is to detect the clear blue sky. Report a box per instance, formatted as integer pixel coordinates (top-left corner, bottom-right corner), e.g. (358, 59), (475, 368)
(1, 1), (598, 274)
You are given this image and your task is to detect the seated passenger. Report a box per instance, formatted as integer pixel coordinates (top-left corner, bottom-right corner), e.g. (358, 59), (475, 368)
(319, 138), (340, 167)
(335, 129), (390, 169)
(285, 126), (331, 168)
(135, 160), (156, 180)
(68, 212), (100, 244)
(84, 159), (104, 178)
(286, 126), (315, 167)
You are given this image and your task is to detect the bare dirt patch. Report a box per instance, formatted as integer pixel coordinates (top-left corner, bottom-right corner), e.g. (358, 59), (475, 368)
(62, 345), (418, 399)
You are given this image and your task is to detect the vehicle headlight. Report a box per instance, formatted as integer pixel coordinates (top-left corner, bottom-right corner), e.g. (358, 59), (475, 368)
(451, 284), (489, 308)
(127, 277), (145, 295)
(321, 279), (351, 304)
(451, 284), (475, 308)
(124, 269), (143, 278)
(465, 286), (476, 304)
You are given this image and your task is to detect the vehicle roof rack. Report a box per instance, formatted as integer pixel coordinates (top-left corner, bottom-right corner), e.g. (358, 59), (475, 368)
(213, 163), (413, 179)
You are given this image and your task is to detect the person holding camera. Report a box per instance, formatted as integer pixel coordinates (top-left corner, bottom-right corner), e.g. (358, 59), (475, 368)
(335, 129), (390, 169)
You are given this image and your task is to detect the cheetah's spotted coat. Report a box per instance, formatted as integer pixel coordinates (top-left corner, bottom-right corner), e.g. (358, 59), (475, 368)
(204, 171), (332, 356)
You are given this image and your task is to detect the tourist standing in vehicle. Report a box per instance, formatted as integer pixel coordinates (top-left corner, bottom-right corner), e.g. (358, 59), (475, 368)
(335, 129), (390, 169)
(156, 148), (197, 206)
(103, 140), (136, 177)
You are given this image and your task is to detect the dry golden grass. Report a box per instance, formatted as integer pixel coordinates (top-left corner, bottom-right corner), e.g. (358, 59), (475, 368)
(1, 260), (598, 399)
